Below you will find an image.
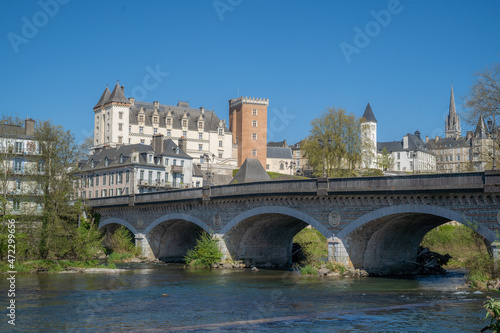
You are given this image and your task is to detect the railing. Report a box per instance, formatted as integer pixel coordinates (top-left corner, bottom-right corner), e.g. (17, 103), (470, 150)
(171, 165), (183, 173)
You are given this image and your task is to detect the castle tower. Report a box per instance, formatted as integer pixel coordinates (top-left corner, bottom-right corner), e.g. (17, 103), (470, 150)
(229, 96), (269, 168)
(361, 103), (377, 169)
(93, 83), (130, 148)
(445, 85), (461, 139)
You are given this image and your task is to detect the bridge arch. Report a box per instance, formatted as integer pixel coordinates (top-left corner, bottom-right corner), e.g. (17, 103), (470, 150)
(99, 217), (139, 235)
(221, 206), (331, 266)
(143, 213), (211, 263)
(337, 204), (496, 275)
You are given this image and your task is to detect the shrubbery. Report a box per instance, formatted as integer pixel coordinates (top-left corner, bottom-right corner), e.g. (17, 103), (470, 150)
(184, 232), (223, 268)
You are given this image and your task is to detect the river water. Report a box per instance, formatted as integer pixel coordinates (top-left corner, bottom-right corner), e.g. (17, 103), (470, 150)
(1, 263), (491, 332)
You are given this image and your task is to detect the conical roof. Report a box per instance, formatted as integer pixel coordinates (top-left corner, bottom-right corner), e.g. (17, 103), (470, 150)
(362, 103), (377, 123)
(230, 158), (271, 184)
(475, 115), (489, 139)
(106, 83), (129, 105)
(94, 87), (111, 109)
(449, 85), (456, 117)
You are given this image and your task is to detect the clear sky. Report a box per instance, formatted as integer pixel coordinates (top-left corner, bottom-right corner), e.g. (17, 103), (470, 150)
(1, 0), (499, 145)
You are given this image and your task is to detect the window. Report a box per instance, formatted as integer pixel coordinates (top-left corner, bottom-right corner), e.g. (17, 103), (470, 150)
(199, 133), (203, 139)
(198, 121), (203, 129)
(397, 152), (400, 159)
(183, 131), (187, 137)
(167, 129), (172, 137)
(252, 133), (257, 140)
(119, 123), (123, 131)
(218, 153), (223, 158)
(196, 181), (200, 187)
(120, 154), (125, 164)
(139, 115), (144, 122)
(153, 116), (159, 124)
(266, 164), (270, 170)
(156, 171), (161, 181)
(252, 120), (257, 127)
(95, 190), (98, 198)
(173, 159), (177, 166)
(103, 173), (106, 185)
(167, 118), (172, 126)
(181, 160), (184, 166)
(140, 139), (145, 144)
(118, 136), (123, 144)
(110, 173), (114, 185)
(154, 128), (158, 135)
(15, 142), (22, 154)
(165, 158), (169, 165)
(89, 175), (94, 187)
(110, 189), (113, 197)
(148, 171), (153, 183)
(13, 159), (22, 173)
(125, 187), (129, 195)
(148, 154), (153, 163)
(118, 172), (123, 184)
(105, 157), (109, 166)
(139, 126), (144, 134)
(16, 180), (21, 190)
(117, 188), (122, 196)
(129, 126), (131, 133)
(219, 140), (223, 147)
(95, 174), (99, 186)
(182, 119), (188, 127)
(88, 191), (92, 199)
(140, 170), (144, 181)
(119, 112), (123, 119)
(165, 172), (169, 182)
(252, 109), (257, 116)
(200, 156), (204, 164)
(102, 189), (107, 197)
(218, 128), (223, 136)
(198, 144), (203, 151)
(251, 149), (257, 157)
(397, 162), (400, 171)
(107, 123), (110, 132)
(13, 198), (20, 210)
(125, 170), (130, 183)
(280, 163), (284, 170)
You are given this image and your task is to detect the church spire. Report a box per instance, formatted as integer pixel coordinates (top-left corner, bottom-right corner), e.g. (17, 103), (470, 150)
(445, 85), (461, 139)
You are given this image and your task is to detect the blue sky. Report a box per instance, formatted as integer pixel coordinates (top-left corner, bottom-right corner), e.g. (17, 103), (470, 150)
(1, 0), (499, 145)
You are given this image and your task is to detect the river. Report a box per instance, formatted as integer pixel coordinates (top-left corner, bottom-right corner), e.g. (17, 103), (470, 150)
(1, 263), (491, 332)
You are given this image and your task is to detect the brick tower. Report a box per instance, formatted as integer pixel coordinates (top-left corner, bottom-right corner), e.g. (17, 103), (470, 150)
(229, 96), (269, 168)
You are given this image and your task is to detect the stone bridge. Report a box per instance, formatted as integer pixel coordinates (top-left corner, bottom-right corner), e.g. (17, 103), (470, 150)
(89, 171), (500, 274)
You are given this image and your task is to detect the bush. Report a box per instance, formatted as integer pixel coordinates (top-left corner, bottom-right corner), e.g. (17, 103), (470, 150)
(184, 232), (223, 268)
(293, 228), (327, 263)
(106, 226), (135, 254)
(300, 264), (318, 275)
(326, 261), (346, 275)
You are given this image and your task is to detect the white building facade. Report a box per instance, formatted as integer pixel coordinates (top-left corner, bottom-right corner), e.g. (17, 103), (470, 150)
(92, 83), (236, 181)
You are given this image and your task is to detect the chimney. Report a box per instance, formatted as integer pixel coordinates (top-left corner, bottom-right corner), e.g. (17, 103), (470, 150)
(129, 97), (135, 105)
(152, 134), (164, 154)
(25, 118), (35, 136)
(200, 107), (205, 114)
(283, 139), (287, 147)
(435, 136), (440, 142)
(121, 86), (125, 92)
(414, 130), (420, 139)
(425, 135), (429, 143)
(178, 136), (187, 153)
(403, 135), (409, 149)
(153, 101), (159, 109)
(466, 131), (474, 141)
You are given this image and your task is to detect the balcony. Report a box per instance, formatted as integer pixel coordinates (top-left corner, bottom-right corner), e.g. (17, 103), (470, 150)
(171, 165), (183, 173)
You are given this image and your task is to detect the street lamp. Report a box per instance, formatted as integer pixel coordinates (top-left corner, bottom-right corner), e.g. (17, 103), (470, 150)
(203, 153), (215, 184)
(279, 160), (297, 175)
(413, 149), (418, 175)
(488, 118), (497, 170)
(318, 138), (331, 178)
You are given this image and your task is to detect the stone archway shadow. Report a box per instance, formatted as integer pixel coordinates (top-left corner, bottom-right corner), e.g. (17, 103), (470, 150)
(336, 204), (496, 243)
(99, 217), (139, 235)
(143, 213), (211, 235)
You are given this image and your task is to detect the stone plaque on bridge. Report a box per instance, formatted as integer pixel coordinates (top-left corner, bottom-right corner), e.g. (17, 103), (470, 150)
(213, 214), (221, 227)
(328, 211), (341, 227)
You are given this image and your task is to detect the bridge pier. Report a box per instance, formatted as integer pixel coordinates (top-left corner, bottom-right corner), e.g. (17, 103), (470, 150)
(134, 233), (154, 259)
(213, 233), (231, 261)
(331, 237), (351, 266)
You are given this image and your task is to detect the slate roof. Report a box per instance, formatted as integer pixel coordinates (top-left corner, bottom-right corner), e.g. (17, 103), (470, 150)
(378, 133), (433, 154)
(362, 103), (377, 123)
(426, 136), (470, 150)
(78, 139), (191, 172)
(106, 83), (129, 104)
(267, 140), (288, 148)
(267, 147), (293, 159)
(0, 124), (34, 139)
(475, 115), (489, 139)
(192, 164), (203, 177)
(230, 158), (271, 184)
(94, 87), (111, 109)
(129, 101), (230, 133)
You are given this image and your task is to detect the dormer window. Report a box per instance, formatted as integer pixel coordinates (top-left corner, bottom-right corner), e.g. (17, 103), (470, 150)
(139, 115), (144, 122)
(182, 119), (188, 128)
(153, 116), (159, 124)
(120, 154), (125, 164)
(91, 159), (96, 168)
(218, 128), (224, 136)
(166, 118), (172, 126)
(148, 154), (153, 163)
(105, 157), (109, 166)
(198, 121), (203, 129)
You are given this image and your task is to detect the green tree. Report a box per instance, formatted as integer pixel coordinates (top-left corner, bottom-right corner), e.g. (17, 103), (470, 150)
(303, 107), (366, 177)
(463, 62), (500, 168)
(377, 147), (394, 171)
(36, 120), (81, 259)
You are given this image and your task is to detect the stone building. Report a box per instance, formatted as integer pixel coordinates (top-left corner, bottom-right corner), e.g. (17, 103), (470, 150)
(266, 145), (294, 174)
(0, 118), (43, 215)
(229, 96), (269, 168)
(92, 83), (236, 180)
(75, 135), (203, 199)
(378, 131), (436, 173)
(426, 86), (493, 172)
(361, 103), (378, 169)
